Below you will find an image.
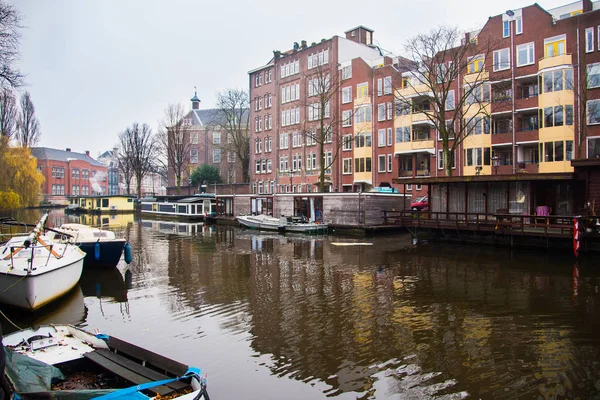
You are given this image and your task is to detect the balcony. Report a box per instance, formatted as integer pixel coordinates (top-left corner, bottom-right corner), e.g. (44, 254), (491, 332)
(491, 132), (512, 145)
(538, 54), (572, 71)
(514, 96), (538, 111)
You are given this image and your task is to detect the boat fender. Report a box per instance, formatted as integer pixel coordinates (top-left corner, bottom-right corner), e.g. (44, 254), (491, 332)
(94, 241), (101, 261)
(124, 242), (132, 264)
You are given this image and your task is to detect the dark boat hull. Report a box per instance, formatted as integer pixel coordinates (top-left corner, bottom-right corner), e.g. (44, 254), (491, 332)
(79, 240), (126, 267)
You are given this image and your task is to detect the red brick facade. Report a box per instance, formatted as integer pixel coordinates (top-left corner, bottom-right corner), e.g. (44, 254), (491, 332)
(32, 148), (108, 203)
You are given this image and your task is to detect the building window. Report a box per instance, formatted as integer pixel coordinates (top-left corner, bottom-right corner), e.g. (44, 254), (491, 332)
(378, 155), (386, 172)
(354, 106), (371, 124)
(387, 154), (393, 172)
(342, 158), (352, 174)
(377, 104), (386, 121)
(387, 128), (393, 146)
(406, 184), (412, 191)
(515, 16), (523, 34)
(493, 48), (510, 71)
(445, 90), (455, 111)
(191, 132), (199, 144)
(190, 149), (198, 163)
(377, 78), (382, 96)
(354, 157), (372, 173)
(378, 129), (386, 147)
(468, 55), (484, 73)
(588, 63), (600, 89)
(395, 126), (410, 143)
(516, 42), (535, 67)
(343, 135), (352, 151)
(342, 110), (352, 127)
(342, 87), (352, 104)
(503, 20), (510, 38)
(213, 149), (221, 163)
(342, 65), (352, 79)
(587, 99), (600, 125)
(544, 34), (566, 58)
(357, 83), (368, 98)
(383, 77), (392, 95)
(586, 27), (594, 53)
(213, 132), (220, 144)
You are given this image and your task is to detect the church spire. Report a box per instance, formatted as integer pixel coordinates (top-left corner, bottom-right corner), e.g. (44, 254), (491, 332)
(190, 87), (200, 110)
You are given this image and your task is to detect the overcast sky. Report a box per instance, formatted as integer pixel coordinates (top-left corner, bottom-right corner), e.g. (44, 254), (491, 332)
(11, 0), (571, 158)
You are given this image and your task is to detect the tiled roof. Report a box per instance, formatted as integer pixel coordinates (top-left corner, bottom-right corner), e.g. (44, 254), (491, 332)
(31, 147), (105, 167)
(185, 108), (250, 127)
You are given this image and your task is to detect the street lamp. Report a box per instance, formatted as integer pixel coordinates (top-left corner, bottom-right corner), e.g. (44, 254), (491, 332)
(288, 171), (294, 193)
(492, 155), (500, 175)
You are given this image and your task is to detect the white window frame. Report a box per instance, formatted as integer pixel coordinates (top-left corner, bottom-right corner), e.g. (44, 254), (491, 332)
(213, 132), (221, 144)
(516, 42), (535, 67)
(377, 104), (386, 121)
(445, 90), (455, 111)
(342, 110), (352, 127)
(213, 149), (221, 163)
(587, 99), (600, 125)
(586, 27), (594, 53)
(343, 134), (352, 151)
(342, 87), (351, 104)
(378, 129), (386, 147)
(387, 154), (393, 172)
(383, 76), (392, 95)
(515, 16), (523, 35)
(190, 149), (198, 164)
(503, 20), (510, 38)
(493, 48), (510, 72)
(377, 78), (383, 96)
(378, 155), (386, 173)
(588, 63), (600, 89)
(342, 158), (352, 174)
(342, 65), (352, 79)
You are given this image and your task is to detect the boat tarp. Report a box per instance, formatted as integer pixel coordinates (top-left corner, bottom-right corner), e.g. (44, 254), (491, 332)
(5, 348), (118, 400)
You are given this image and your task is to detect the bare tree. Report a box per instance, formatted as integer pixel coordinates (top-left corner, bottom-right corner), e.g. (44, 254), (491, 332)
(0, 88), (17, 138)
(118, 123), (157, 196)
(397, 26), (501, 176)
(17, 91), (40, 147)
(0, 2), (23, 89)
(158, 103), (190, 194)
(214, 88), (250, 182)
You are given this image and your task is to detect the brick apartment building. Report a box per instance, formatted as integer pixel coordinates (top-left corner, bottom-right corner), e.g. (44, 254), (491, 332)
(248, 0), (600, 200)
(31, 147), (108, 203)
(166, 92), (248, 193)
(249, 26), (388, 194)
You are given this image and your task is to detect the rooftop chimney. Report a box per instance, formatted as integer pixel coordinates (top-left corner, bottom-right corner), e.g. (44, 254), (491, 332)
(301, 40), (307, 49)
(85, 150), (90, 157)
(66, 148), (71, 152)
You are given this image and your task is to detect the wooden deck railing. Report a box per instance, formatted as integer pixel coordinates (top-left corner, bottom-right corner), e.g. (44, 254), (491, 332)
(382, 210), (576, 238)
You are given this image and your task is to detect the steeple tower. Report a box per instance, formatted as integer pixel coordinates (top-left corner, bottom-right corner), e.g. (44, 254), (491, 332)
(191, 87), (200, 110)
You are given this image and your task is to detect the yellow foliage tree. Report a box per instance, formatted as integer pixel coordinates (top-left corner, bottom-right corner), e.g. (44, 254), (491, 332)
(0, 136), (44, 209)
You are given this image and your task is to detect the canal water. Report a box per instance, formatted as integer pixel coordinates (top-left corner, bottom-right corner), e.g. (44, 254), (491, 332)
(2, 209), (600, 399)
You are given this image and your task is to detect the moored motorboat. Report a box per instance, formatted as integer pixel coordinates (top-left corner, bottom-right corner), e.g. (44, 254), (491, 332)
(236, 214), (328, 234)
(0, 214), (85, 311)
(48, 223), (130, 267)
(3, 324), (209, 400)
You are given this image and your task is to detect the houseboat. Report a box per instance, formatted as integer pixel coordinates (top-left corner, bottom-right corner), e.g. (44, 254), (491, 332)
(66, 195), (136, 214)
(139, 194), (216, 221)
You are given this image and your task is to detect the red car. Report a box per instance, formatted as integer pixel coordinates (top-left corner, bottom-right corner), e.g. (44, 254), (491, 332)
(411, 196), (429, 211)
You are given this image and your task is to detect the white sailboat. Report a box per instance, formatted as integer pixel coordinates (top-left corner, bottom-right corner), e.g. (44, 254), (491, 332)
(0, 213), (85, 310)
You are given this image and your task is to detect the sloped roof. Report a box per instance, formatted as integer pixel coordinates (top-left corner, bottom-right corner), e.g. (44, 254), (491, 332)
(31, 147), (105, 167)
(185, 108), (250, 127)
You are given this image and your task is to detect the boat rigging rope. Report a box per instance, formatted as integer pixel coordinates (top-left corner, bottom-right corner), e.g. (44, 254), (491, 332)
(0, 307), (21, 330)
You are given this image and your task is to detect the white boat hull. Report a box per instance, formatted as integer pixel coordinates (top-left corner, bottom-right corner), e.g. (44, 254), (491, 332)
(0, 256), (84, 310)
(236, 215), (328, 234)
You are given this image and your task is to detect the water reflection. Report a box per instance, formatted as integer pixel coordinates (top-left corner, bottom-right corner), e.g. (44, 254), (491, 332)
(1, 286), (87, 334)
(2, 210), (600, 398)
